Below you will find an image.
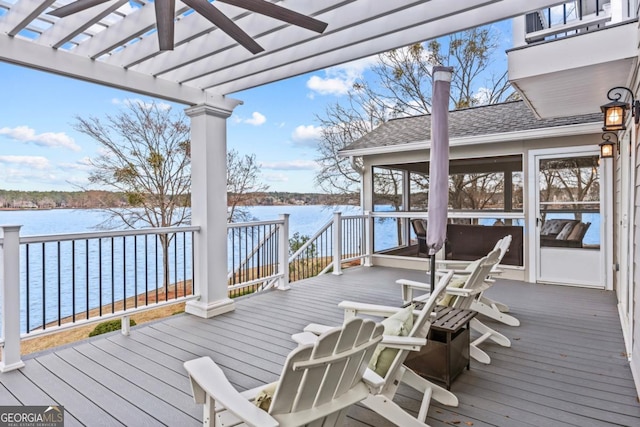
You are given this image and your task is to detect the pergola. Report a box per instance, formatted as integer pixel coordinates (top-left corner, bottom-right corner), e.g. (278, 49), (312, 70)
(0, 0), (564, 318)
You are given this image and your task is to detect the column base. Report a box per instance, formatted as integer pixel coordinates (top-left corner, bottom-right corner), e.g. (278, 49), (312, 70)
(185, 298), (235, 318)
(0, 360), (25, 373)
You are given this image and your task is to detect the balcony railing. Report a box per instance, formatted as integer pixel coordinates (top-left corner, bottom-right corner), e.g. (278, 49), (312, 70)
(521, 0), (639, 44)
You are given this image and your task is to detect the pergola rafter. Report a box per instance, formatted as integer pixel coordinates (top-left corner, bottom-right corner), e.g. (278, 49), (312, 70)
(0, 0), (565, 103)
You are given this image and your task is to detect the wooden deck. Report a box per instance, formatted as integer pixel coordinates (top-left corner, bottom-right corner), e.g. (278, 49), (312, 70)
(1, 266), (639, 426)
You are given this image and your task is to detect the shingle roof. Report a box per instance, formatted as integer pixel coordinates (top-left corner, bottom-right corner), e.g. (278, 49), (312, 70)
(341, 100), (601, 153)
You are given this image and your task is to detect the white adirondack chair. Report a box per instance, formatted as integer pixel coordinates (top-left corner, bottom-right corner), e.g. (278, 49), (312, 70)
(397, 249), (511, 365)
(184, 317), (384, 427)
(401, 236), (519, 327)
(298, 271), (458, 427)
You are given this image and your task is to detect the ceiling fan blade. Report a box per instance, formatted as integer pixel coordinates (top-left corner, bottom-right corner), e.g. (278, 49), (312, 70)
(183, 0), (264, 54)
(48, 0), (112, 18)
(155, 0), (176, 51)
(216, 0), (328, 33)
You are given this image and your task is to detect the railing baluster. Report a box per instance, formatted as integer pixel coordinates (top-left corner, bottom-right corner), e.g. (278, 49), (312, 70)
(57, 241), (61, 326)
(26, 243), (30, 333)
(41, 242), (45, 330)
(123, 236), (127, 311)
(99, 238), (102, 317)
(72, 240), (76, 323)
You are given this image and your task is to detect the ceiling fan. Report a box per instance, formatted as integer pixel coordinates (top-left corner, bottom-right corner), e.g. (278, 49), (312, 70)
(48, 0), (328, 53)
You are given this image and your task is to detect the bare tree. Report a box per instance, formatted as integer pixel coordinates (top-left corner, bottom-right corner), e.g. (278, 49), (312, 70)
(315, 25), (514, 196)
(227, 149), (269, 222)
(74, 101), (191, 293)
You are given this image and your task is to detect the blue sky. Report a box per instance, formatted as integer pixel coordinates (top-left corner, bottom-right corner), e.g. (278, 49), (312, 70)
(0, 21), (511, 194)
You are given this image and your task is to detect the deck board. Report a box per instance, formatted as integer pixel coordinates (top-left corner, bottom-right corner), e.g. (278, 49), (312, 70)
(1, 265), (639, 426)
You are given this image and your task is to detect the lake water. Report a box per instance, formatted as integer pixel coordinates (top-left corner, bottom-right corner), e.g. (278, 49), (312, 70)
(0, 205), (362, 237)
(0, 206), (600, 333)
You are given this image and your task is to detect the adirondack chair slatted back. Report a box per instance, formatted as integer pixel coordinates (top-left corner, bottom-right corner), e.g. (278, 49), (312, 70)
(380, 271), (453, 385)
(269, 318), (383, 417)
(496, 235), (512, 268)
(449, 249), (501, 310)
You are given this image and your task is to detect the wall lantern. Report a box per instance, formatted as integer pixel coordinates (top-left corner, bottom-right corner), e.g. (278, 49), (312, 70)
(599, 132), (618, 158)
(601, 86), (640, 131)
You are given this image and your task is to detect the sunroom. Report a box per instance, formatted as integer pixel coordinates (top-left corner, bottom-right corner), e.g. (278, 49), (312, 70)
(340, 100), (608, 288)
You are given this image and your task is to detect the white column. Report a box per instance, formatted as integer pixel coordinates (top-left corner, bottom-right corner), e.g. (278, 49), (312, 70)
(512, 15), (526, 48)
(0, 225), (25, 372)
(185, 99), (241, 318)
(277, 214), (290, 290)
(332, 212), (343, 275)
(363, 211), (373, 267)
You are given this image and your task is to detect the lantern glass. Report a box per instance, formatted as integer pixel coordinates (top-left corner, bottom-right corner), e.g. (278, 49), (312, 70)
(600, 141), (614, 158)
(601, 101), (628, 131)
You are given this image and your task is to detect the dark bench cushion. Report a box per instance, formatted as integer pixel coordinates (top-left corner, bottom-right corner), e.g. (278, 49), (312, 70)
(445, 224), (523, 266)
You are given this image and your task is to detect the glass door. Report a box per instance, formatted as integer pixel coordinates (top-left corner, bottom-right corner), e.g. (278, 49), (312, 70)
(535, 152), (604, 287)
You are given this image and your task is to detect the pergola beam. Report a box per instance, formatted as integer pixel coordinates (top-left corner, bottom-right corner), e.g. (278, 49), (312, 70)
(0, 33), (206, 105)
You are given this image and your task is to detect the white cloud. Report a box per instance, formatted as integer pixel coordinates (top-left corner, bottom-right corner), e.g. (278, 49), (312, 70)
(306, 56), (378, 96)
(264, 173), (289, 183)
(473, 87), (493, 105)
(59, 157), (93, 171)
(0, 155), (51, 169)
(0, 126), (81, 152)
(244, 112), (266, 126)
(111, 98), (172, 111)
(292, 125), (322, 142)
(261, 160), (319, 171)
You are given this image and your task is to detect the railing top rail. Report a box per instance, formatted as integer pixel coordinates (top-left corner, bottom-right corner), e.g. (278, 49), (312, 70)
(341, 214), (367, 220)
(227, 218), (285, 229)
(7, 225), (201, 245)
(370, 210), (525, 219)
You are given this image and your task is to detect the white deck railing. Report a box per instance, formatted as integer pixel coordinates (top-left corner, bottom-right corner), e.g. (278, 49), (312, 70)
(0, 212), (373, 372)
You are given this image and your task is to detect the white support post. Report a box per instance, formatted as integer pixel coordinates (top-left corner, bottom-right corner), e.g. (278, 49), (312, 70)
(277, 214), (290, 290)
(332, 212), (343, 275)
(121, 315), (131, 336)
(0, 225), (25, 372)
(185, 98), (242, 319)
(512, 15), (526, 48)
(363, 211), (373, 267)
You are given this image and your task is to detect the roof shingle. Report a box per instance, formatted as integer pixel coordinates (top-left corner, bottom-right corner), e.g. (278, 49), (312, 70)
(341, 100), (601, 152)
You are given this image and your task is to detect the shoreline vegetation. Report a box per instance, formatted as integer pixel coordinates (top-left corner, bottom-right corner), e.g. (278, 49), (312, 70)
(0, 189), (359, 210)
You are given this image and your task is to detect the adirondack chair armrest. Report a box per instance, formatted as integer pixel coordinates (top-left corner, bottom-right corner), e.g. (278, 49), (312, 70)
(396, 278), (430, 290)
(302, 323), (333, 336)
(436, 259), (474, 269)
(184, 357), (279, 427)
(380, 335), (427, 351)
(291, 330), (323, 345)
(299, 324), (426, 351)
(444, 287), (474, 297)
(363, 368), (385, 391)
(338, 301), (408, 319)
(437, 268), (472, 276)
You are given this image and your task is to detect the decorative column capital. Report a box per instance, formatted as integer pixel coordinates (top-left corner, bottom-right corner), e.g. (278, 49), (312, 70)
(186, 96), (243, 119)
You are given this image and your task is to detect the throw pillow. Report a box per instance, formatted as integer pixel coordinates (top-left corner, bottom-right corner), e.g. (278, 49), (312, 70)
(567, 222), (585, 241)
(369, 304), (414, 378)
(254, 382), (278, 411)
(438, 277), (466, 307)
(555, 222), (575, 240)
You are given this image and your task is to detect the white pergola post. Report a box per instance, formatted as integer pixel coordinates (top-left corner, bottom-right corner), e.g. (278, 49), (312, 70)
(185, 99), (241, 318)
(0, 225), (25, 372)
(332, 212), (343, 275)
